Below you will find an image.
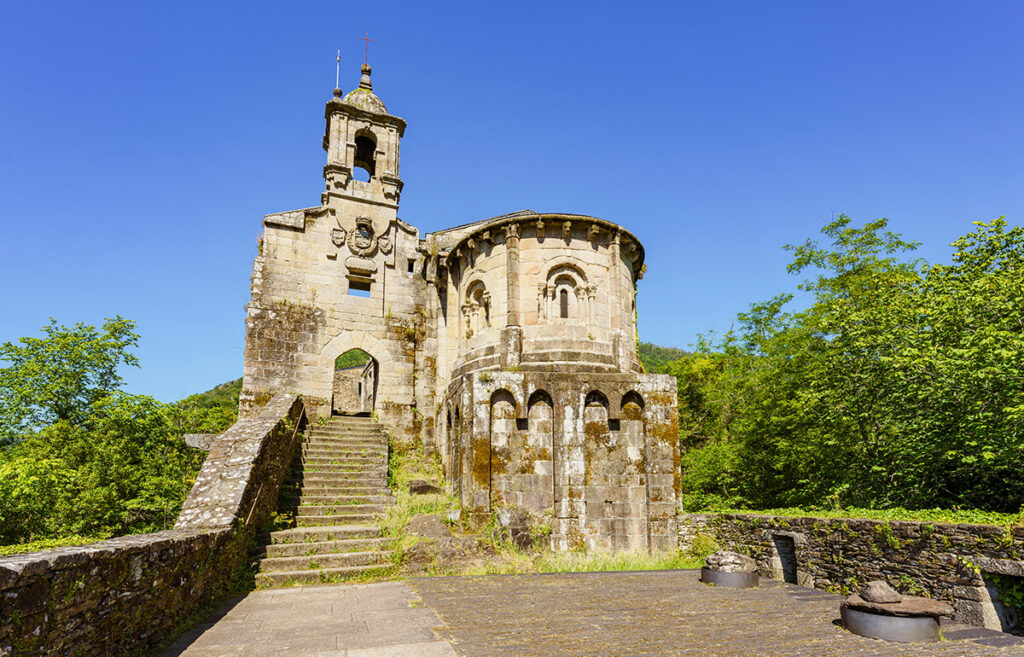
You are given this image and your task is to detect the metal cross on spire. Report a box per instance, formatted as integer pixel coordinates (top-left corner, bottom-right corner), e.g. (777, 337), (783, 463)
(359, 32), (374, 65)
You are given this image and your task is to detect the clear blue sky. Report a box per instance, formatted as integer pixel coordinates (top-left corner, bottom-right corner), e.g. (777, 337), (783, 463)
(1, 1), (1021, 401)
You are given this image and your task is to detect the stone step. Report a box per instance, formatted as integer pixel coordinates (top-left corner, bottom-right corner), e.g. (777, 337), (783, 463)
(296, 504), (390, 516)
(288, 481), (388, 492)
(255, 563), (392, 587)
(268, 524), (380, 544)
(263, 537), (392, 558)
(308, 428), (385, 436)
(298, 463), (386, 472)
(277, 499), (395, 513)
(296, 470), (386, 481)
(293, 494), (395, 505)
(320, 419), (378, 426)
(301, 444), (387, 453)
(298, 452), (386, 462)
(294, 467), (387, 475)
(288, 476), (387, 487)
(302, 438), (388, 447)
(305, 436), (386, 443)
(301, 431), (385, 442)
(297, 513), (379, 526)
(258, 549), (391, 573)
(282, 483), (389, 493)
(294, 463), (387, 472)
(299, 452), (387, 462)
(300, 447), (386, 455)
(304, 433), (386, 441)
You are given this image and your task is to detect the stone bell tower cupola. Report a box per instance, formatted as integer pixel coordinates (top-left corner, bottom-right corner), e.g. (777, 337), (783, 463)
(322, 63), (406, 212)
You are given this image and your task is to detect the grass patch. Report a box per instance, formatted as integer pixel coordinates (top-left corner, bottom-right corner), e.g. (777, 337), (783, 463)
(437, 549), (701, 577)
(0, 534), (110, 556)
(381, 441), (460, 566)
(382, 440), (457, 536)
(711, 506), (1023, 528)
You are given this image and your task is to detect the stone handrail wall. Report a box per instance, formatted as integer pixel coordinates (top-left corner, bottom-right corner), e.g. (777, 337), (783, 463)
(680, 512), (1024, 630)
(176, 394), (303, 530)
(0, 394), (303, 656)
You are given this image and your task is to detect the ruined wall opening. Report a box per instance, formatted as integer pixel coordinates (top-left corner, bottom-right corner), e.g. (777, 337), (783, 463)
(982, 572), (1023, 635)
(332, 348), (377, 415)
(773, 534), (798, 584)
(353, 131), (376, 180)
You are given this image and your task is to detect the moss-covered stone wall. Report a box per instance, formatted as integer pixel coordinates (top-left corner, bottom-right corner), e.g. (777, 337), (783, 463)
(680, 512), (1024, 630)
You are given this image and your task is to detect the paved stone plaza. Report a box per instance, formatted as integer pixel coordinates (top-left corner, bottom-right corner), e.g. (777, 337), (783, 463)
(164, 570), (1024, 656)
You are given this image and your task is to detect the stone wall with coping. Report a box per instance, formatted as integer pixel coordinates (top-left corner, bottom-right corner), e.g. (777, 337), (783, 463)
(679, 512), (1024, 631)
(0, 394), (304, 656)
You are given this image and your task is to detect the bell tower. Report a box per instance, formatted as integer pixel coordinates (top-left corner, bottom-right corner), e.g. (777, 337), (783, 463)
(322, 63), (406, 239)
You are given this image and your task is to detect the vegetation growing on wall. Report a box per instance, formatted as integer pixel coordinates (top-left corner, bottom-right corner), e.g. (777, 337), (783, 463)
(334, 349), (372, 370)
(665, 216), (1024, 514)
(0, 319), (238, 550)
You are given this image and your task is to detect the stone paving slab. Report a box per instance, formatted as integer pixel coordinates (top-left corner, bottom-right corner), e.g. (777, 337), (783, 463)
(411, 570), (1024, 656)
(165, 570), (1024, 657)
(162, 581), (457, 657)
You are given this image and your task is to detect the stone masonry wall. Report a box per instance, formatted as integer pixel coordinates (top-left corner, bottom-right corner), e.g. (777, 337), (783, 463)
(451, 371), (679, 552)
(332, 367), (362, 414)
(680, 512), (1024, 630)
(0, 394), (304, 656)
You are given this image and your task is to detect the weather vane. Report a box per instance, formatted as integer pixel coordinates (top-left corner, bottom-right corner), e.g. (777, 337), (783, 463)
(359, 32), (374, 65)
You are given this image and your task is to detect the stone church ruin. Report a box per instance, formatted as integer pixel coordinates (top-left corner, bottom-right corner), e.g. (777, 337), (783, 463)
(240, 62), (680, 551)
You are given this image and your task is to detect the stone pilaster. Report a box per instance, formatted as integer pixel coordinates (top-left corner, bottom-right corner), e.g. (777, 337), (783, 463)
(609, 229), (621, 331)
(505, 223), (521, 327)
(501, 223), (523, 369)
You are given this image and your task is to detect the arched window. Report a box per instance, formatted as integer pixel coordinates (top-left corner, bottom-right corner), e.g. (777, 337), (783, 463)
(474, 285), (490, 326)
(542, 263), (593, 324)
(354, 131), (376, 181)
(462, 280), (490, 337)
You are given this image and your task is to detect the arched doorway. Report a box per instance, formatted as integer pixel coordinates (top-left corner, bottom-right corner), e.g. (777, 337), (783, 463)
(332, 348), (378, 415)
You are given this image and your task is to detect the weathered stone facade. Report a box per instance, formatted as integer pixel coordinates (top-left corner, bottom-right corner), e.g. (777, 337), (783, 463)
(680, 513), (1024, 632)
(239, 64), (680, 551)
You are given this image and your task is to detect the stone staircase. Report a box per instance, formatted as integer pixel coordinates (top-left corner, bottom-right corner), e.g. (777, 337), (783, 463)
(254, 415), (395, 586)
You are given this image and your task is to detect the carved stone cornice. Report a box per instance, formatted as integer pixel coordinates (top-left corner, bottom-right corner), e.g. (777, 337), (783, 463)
(444, 213), (646, 278)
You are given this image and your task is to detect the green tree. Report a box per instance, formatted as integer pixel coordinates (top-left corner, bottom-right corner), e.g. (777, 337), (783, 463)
(0, 316), (139, 443)
(0, 394), (206, 543)
(672, 216), (1024, 513)
(0, 318), (237, 546)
